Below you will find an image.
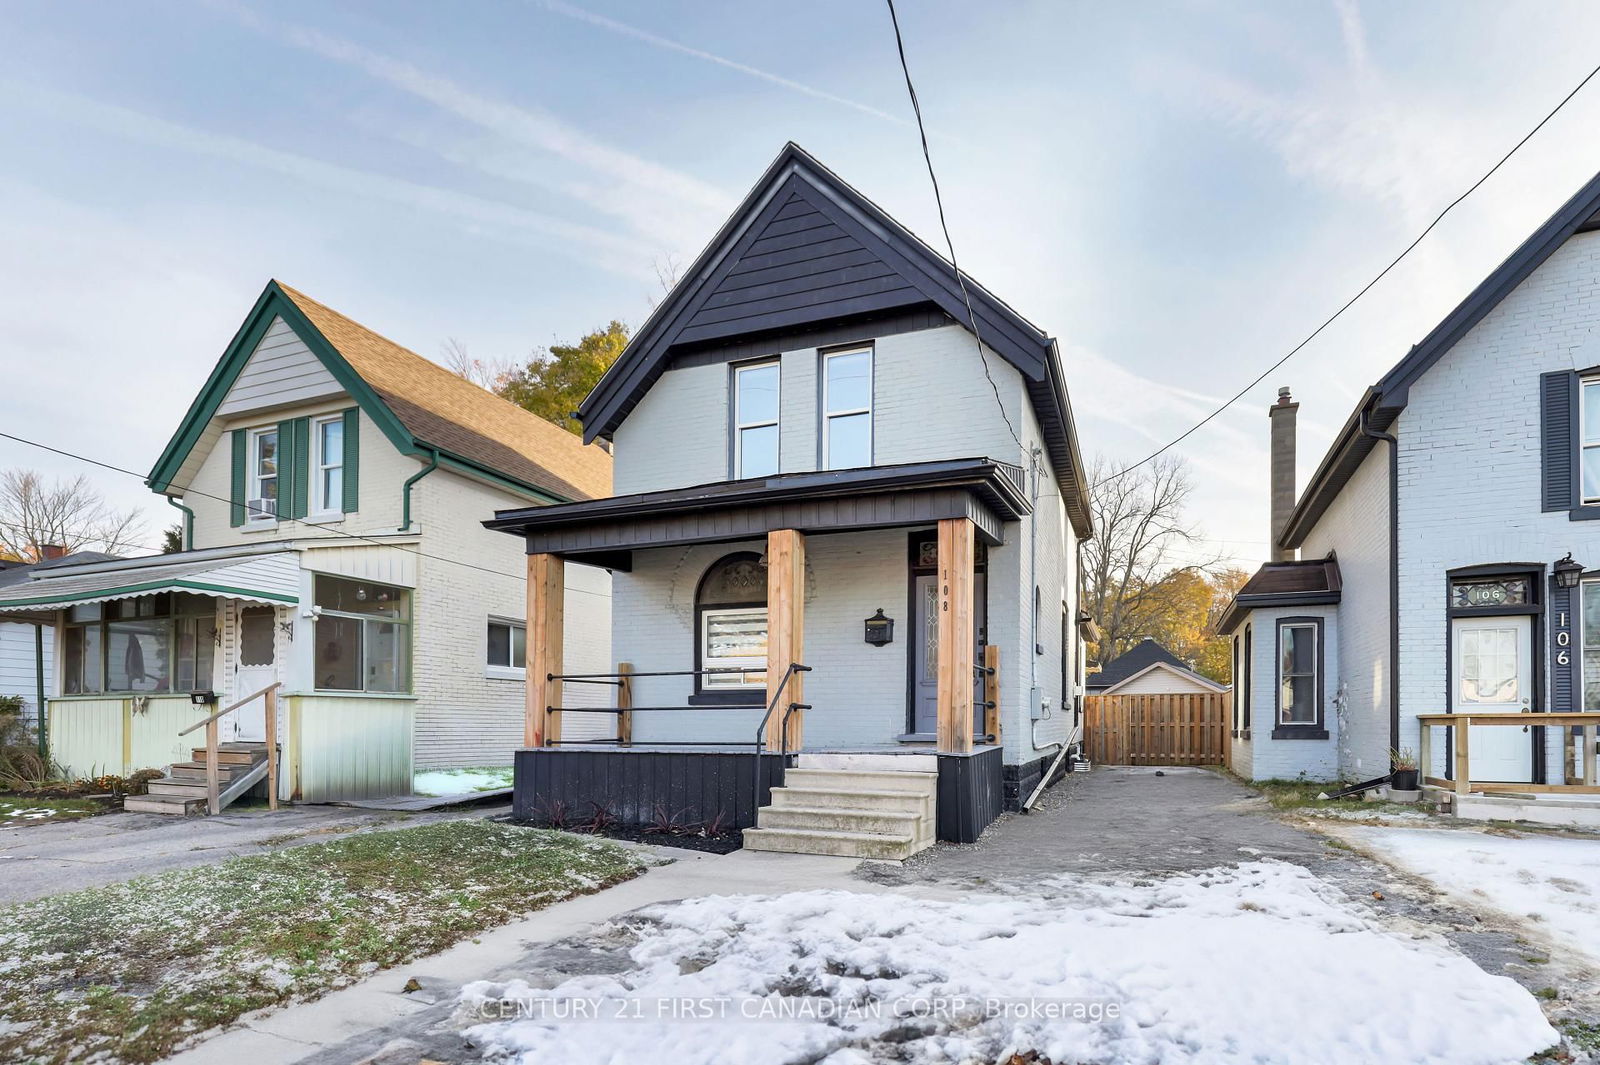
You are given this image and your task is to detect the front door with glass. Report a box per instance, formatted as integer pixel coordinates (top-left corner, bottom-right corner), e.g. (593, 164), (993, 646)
(1450, 614), (1533, 783)
(231, 605), (276, 742)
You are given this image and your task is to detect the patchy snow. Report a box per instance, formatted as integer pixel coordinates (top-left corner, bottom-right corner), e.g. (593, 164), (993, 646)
(1348, 826), (1600, 965)
(461, 861), (1556, 1065)
(413, 767), (513, 797)
(1296, 805), (1436, 824)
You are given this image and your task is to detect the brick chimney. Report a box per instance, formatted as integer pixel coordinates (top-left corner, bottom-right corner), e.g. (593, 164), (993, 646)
(1268, 387), (1298, 562)
(36, 543), (67, 561)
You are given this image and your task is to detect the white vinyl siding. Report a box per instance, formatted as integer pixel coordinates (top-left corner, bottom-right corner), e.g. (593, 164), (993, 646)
(215, 316), (344, 417)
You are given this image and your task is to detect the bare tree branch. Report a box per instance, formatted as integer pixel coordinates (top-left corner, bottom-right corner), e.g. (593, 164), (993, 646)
(0, 469), (148, 560)
(440, 337), (517, 394)
(1080, 454), (1226, 662)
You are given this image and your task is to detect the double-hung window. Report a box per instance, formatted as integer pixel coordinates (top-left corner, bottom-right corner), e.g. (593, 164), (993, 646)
(486, 618), (527, 677)
(1277, 620), (1320, 727)
(732, 360), (779, 478)
(311, 415), (345, 516)
(248, 428), (279, 522)
(1581, 378), (1600, 504)
(822, 346), (872, 469)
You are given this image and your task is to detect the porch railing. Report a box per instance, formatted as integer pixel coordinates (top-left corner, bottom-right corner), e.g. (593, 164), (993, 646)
(545, 662), (811, 822)
(178, 681), (281, 815)
(1417, 712), (1600, 797)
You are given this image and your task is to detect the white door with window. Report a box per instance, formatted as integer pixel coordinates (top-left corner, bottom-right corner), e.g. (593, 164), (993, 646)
(230, 605), (276, 742)
(1451, 615), (1533, 782)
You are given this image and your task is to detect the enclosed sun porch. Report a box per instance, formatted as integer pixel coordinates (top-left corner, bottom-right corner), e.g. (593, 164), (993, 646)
(0, 545), (418, 807)
(485, 458), (1031, 843)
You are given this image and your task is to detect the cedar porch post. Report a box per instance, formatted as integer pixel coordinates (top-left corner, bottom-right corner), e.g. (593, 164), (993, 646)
(526, 553), (564, 748)
(936, 517), (975, 754)
(765, 529), (806, 750)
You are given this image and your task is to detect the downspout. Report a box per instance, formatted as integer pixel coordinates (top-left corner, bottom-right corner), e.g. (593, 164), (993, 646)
(166, 494), (195, 551)
(400, 448), (440, 532)
(1359, 404), (1401, 762)
(34, 622), (46, 762)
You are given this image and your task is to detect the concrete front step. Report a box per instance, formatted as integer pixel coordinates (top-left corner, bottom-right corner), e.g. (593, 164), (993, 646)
(124, 794), (205, 815)
(742, 825), (922, 861)
(781, 768), (937, 795)
(796, 752), (938, 773)
(771, 786), (930, 815)
(758, 805), (923, 836)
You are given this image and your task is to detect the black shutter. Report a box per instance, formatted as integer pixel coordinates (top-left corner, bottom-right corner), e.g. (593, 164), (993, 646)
(1541, 370), (1578, 511)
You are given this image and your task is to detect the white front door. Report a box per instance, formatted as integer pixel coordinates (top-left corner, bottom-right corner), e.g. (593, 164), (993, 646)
(1451, 615), (1533, 783)
(230, 605), (276, 742)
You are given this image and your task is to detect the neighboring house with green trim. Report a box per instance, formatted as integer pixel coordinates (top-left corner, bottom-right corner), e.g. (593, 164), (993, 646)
(0, 281), (614, 800)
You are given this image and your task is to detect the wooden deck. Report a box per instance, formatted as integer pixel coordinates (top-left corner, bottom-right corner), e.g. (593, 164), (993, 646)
(1417, 712), (1600, 797)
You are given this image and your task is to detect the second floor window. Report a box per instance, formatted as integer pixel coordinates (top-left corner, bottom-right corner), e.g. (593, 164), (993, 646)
(248, 428), (278, 521)
(312, 415), (345, 515)
(822, 346), (873, 470)
(1583, 378), (1600, 504)
(733, 360), (779, 478)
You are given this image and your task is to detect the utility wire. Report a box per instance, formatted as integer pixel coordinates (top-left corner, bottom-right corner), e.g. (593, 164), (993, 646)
(1098, 57), (1600, 489)
(885, 0), (1024, 456)
(0, 430), (531, 585)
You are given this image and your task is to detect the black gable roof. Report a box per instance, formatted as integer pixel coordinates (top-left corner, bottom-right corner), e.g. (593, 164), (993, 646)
(1088, 638), (1209, 691)
(578, 143), (1092, 538)
(1283, 167), (1600, 548)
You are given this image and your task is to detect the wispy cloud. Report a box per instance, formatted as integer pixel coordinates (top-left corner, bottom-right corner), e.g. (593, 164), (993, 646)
(536, 0), (908, 128)
(7, 82), (654, 279)
(217, 2), (736, 252)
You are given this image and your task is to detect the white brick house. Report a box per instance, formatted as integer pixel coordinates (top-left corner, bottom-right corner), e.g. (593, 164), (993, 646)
(488, 145), (1094, 849)
(1222, 169), (1600, 804)
(0, 282), (612, 806)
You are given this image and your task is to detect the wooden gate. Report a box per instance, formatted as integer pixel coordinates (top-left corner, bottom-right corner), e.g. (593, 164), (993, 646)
(1084, 693), (1228, 766)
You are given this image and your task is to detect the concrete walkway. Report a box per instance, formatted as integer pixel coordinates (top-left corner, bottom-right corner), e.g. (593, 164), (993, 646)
(0, 803), (506, 904)
(163, 846), (875, 1065)
(144, 766), (1586, 1063)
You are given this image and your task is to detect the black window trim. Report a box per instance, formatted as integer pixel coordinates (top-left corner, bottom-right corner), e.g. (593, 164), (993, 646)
(1272, 615), (1328, 740)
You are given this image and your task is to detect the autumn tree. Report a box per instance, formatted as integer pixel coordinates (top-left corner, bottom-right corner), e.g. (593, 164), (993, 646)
(447, 322), (631, 435)
(1081, 454), (1219, 664)
(0, 469), (146, 559)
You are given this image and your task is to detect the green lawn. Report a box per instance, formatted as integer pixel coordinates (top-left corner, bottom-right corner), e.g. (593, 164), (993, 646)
(0, 820), (642, 1064)
(0, 796), (108, 828)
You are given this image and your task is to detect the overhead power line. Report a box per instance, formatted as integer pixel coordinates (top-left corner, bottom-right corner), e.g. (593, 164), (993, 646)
(1097, 57), (1600, 489)
(0, 430), (529, 585)
(884, 0), (1025, 457)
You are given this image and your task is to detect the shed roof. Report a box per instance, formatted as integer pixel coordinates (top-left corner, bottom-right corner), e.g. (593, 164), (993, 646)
(1087, 638), (1225, 693)
(1216, 557), (1342, 635)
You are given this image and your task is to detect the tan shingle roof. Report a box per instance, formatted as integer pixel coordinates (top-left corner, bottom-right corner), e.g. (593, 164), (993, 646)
(277, 283), (611, 501)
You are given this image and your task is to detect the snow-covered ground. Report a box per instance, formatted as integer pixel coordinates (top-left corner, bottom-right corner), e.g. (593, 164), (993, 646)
(461, 861), (1556, 1065)
(1347, 825), (1600, 966)
(412, 767), (513, 797)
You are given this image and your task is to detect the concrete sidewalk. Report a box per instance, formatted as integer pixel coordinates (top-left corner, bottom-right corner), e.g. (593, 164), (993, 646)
(0, 803), (504, 904)
(163, 846), (873, 1065)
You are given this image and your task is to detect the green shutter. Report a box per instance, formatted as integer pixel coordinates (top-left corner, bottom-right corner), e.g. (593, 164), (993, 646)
(229, 429), (247, 527)
(276, 420), (296, 521)
(291, 417), (311, 519)
(342, 408), (359, 513)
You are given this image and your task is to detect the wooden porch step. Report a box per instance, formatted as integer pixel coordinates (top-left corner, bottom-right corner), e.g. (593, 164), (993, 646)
(190, 747), (261, 766)
(125, 794), (206, 815)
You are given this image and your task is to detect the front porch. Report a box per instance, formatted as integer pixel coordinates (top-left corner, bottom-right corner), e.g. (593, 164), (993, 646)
(1420, 711), (1600, 829)
(487, 459), (1033, 847)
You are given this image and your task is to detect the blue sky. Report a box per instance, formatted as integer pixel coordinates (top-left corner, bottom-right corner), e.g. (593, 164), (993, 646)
(5, 0), (1600, 564)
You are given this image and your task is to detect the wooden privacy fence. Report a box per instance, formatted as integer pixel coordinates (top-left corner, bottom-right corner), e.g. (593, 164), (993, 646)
(1085, 693), (1228, 766)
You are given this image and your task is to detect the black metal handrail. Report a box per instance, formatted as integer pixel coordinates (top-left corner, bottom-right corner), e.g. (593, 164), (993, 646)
(753, 663), (812, 819)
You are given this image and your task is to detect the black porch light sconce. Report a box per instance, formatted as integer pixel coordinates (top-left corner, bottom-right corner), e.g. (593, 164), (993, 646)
(1555, 553), (1585, 589)
(864, 608), (894, 647)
